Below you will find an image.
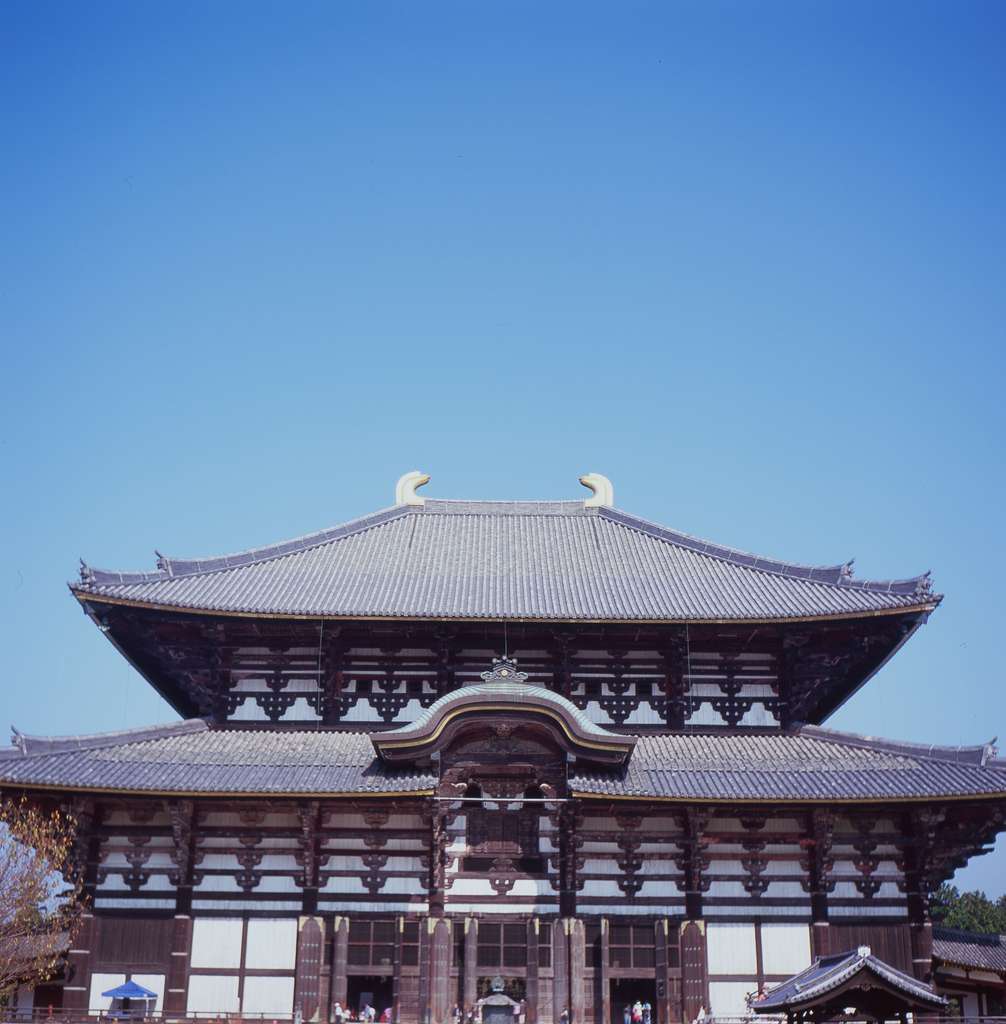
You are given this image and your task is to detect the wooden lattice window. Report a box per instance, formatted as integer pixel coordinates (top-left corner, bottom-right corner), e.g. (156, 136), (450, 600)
(609, 924), (656, 968)
(465, 790), (544, 874)
(402, 921), (420, 967)
(348, 919), (396, 967)
(476, 923), (527, 968)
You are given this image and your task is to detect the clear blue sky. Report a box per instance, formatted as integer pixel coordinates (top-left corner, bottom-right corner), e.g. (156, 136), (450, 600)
(2, 2), (1004, 894)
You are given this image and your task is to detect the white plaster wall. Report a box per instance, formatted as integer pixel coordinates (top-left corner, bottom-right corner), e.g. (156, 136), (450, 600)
(94, 897), (177, 910)
(186, 975), (241, 1014)
(709, 981), (756, 1017)
(577, 901), (686, 916)
(190, 917), (243, 969)
(130, 974), (165, 1011)
(317, 900), (428, 913)
(685, 703), (726, 727)
(761, 924), (811, 975)
(88, 973), (125, 1013)
(622, 704), (665, 726)
(245, 918), (297, 970)
(738, 704), (778, 726)
(707, 923), (757, 975)
(191, 899), (303, 912)
(243, 976), (296, 1015)
(278, 697), (321, 721)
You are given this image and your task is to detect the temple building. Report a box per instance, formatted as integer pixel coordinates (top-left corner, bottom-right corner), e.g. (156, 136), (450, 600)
(2, 471), (1004, 1023)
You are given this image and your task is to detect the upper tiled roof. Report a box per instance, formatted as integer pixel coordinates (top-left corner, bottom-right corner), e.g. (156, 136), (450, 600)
(756, 947), (947, 1012)
(933, 928), (1006, 973)
(1, 718), (1003, 801)
(74, 499), (937, 622)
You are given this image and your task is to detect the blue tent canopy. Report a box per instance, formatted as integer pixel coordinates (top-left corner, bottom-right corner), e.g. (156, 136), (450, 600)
(101, 981), (157, 1000)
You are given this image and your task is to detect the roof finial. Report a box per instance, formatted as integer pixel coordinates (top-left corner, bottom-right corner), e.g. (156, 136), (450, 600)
(579, 472), (614, 508)
(481, 656), (528, 684)
(395, 470), (430, 507)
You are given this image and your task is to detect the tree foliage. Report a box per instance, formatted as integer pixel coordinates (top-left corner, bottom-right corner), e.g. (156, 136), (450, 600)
(931, 883), (1006, 935)
(0, 798), (85, 998)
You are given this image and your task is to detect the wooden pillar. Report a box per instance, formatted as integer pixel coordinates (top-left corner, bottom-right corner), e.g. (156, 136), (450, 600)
(429, 803), (448, 918)
(164, 913), (193, 1015)
(63, 911), (95, 1012)
(552, 920), (569, 1024)
(558, 806), (580, 919)
(808, 920), (829, 960)
(64, 798), (99, 1013)
(655, 919), (675, 1024)
(526, 919), (540, 1024)
(911, 919), (934, 983)
(598, 919), (611, 1024)
(297, 916), (326, 1022)
(679, 921), (707, 1023)
(332, 916), (349, 1013)
(569, 919), (585, 1024)
(463, 917), (479, 1013)
(430, 917), (453, 1024)
(392, 916), (404, 1024)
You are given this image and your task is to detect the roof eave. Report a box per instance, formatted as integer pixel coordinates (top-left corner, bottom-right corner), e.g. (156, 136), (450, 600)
(68, 588), (941, 626)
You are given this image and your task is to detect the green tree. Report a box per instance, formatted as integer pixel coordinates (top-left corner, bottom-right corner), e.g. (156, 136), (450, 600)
(931, 884), (1006, 934)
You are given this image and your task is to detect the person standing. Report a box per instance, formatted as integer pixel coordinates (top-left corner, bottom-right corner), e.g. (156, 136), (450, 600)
(334, 1004), (344, 1024)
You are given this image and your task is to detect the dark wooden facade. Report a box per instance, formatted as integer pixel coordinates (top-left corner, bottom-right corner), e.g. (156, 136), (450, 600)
(4, 487), (1003, 1023)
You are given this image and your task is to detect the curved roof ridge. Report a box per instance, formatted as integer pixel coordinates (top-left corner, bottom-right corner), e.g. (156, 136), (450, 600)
(78, 505), (409, 585)
(600, 507), (932, 595)
(4, 718), (208, 758)
(799, 723), (996, 765)
(423, 498), (586, 515)
(385, 681), (626, 742)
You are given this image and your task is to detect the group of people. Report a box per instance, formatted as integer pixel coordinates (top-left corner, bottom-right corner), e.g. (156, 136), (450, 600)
(451, 1000), (529, 1024)
(623, 1000), (653, 1024)
(333, 1002), (392, 1024)
(691, 986), (772, 1024)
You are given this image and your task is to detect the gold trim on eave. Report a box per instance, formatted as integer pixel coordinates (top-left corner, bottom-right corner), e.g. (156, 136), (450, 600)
(72, 590), (938, 627)
(374, 703), (632, 755)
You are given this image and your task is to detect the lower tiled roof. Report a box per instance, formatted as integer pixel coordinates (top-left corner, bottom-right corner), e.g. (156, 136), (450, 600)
(933, 928), (1006, 973)
(0, 721), (435, 795)
(0, 720), (1004, 801)
(572, 729), (1006, 801)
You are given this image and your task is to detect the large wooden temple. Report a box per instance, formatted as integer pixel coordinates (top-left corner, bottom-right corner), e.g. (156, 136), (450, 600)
(3, 472), (1004, 1023)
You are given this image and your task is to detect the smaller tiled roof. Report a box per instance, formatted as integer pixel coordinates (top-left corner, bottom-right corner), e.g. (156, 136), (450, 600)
(756, 947), (947, 1012)
(933, 927), (1006, 973)
(375, 679), (635, 765)
(0, 721), (435, 795)
(72, 498), (938, 622)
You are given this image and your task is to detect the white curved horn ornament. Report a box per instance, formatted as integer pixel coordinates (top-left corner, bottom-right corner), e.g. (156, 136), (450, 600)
(579, 472), (614, 508)
(395, 470), (431, 506)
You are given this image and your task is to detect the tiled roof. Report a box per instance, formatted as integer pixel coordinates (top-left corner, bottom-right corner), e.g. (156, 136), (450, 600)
(374, 680), (636, 765)
(1, 719), (1003, 801)
(0, 721), (435, 795)
(756, 947), (947, 1011)
(73, 499), (937, 622)
(569, 727), (1006, 801)
(933, 928), (1006, 973)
